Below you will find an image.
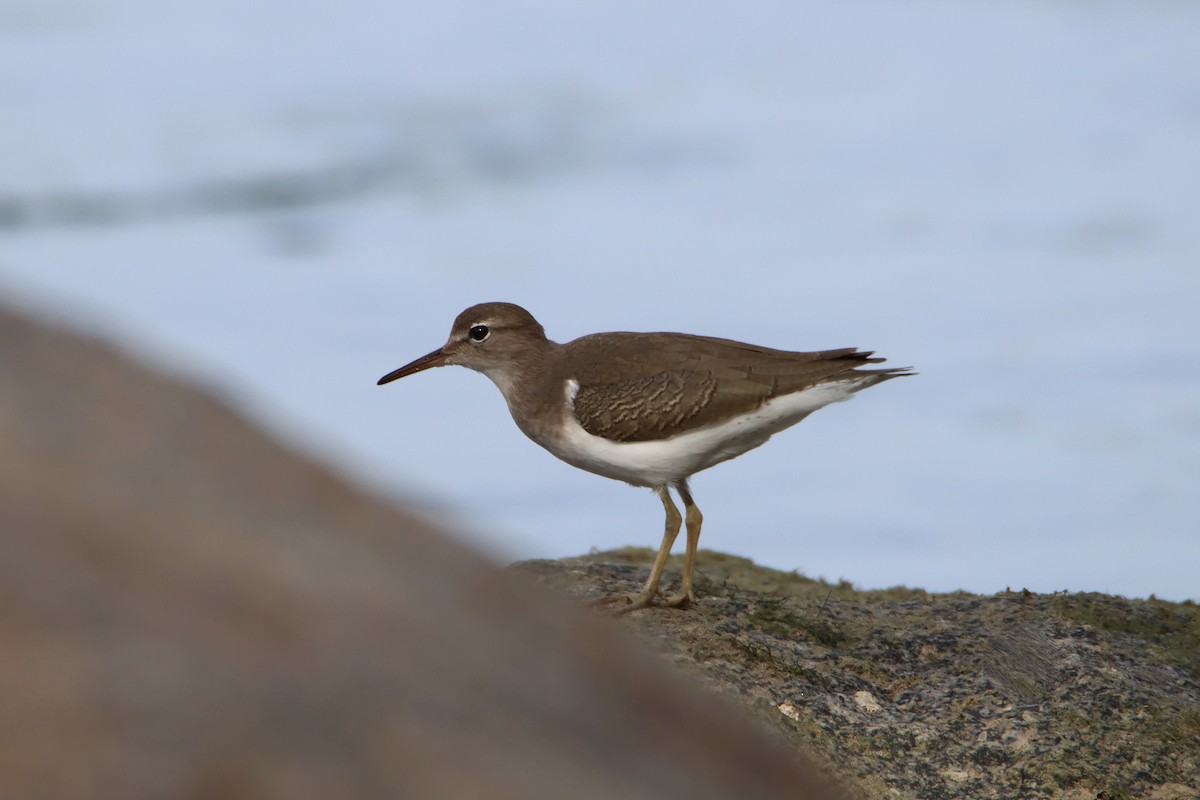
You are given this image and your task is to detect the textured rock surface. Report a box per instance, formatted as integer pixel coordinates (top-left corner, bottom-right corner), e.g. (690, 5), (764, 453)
(516, 551), (1200, 800)
(0, 303), (834, 800)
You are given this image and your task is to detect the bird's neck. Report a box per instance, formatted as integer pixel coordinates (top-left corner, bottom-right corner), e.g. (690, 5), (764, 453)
(473, 338), (556, 397)
(477, 340), (567, 442)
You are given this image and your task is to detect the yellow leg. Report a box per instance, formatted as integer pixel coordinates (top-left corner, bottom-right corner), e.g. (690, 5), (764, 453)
(666, 480), (703, 608)
(620, 486), (682, 611)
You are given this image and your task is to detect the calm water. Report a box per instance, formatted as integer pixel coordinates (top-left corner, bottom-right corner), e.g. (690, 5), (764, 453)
(3, 0), (1198, 599)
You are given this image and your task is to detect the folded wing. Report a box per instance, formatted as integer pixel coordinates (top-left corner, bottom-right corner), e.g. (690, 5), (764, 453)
(569, 333), (910, 443)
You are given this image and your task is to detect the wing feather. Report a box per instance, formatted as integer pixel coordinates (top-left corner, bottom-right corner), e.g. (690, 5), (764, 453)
(567, 333), (909, 443)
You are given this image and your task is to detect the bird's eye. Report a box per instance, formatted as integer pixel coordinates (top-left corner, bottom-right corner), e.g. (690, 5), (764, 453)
(468, 324), (490, 342)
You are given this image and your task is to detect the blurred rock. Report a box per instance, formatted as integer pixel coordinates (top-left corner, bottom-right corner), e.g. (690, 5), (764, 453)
(0, 302), (833, 800)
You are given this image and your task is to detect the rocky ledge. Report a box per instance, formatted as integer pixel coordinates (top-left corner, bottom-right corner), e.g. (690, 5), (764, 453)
(514, 550), (1200, 800)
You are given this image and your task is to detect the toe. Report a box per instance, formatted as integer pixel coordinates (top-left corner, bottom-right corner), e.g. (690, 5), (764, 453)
(664, 591), (695, 609)
(612, 590), (659, 614)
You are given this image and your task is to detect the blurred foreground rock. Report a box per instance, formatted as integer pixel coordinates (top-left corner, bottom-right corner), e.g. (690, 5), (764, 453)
(517, 552), (1200, 800)
(0, 302), (834, 800)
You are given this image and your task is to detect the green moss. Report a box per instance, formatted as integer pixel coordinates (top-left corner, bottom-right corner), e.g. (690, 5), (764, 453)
(729, 636), (779, 666)
(1052, 592), (1200, 676)
(747, 597), (847, 646)
(1146, 701), (1200, 747)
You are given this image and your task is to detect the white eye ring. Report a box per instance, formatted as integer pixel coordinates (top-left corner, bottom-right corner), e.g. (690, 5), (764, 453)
(468, 324), (490, 342)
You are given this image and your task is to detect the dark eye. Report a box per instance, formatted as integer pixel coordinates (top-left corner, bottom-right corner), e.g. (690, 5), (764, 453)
(468, 324), (490, 342)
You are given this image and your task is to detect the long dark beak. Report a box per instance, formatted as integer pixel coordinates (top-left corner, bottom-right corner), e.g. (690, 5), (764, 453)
(377, 348), (450, 385)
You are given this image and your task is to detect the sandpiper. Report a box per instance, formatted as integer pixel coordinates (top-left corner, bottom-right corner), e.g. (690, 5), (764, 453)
(378, 302), (912, 610)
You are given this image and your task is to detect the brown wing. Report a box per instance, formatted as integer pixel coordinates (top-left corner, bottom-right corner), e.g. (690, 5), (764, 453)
(567, 332), (909, 443)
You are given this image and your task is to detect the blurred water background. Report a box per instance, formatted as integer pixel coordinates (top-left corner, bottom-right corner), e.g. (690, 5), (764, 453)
(2, 0), (1197, 599)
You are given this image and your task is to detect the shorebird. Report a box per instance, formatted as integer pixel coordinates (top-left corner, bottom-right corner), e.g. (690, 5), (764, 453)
(378, 302), (911, 610)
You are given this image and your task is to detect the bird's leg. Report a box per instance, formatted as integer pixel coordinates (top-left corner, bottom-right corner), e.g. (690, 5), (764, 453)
(666, 480), (703, 608)
(619, 486), (682, 612)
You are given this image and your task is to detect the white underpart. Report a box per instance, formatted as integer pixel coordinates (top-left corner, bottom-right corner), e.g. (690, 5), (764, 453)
(537, 377), (871, 487)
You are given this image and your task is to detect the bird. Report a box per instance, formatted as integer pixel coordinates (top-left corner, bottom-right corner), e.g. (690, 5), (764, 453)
(378, 302), (912, 610)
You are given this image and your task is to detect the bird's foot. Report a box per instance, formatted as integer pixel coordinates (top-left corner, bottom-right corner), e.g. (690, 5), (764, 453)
(664, 589), (695, 609)
(613, 588), (661, 614)
(593, 586), (696, 613)
(589, 588), (658, 612)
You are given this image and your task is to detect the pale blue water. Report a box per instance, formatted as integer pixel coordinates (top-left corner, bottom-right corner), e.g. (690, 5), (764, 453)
(2, 0), (1198, 599)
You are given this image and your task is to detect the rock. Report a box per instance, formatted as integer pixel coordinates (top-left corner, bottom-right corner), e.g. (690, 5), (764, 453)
(516, 550), (1200, 800)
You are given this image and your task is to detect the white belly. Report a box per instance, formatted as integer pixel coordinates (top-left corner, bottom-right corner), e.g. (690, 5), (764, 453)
(536, 378), (869, 487)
